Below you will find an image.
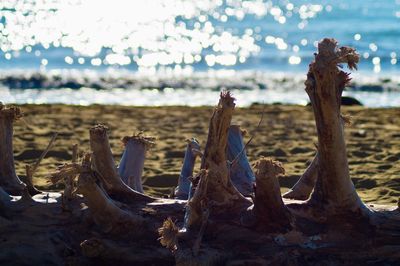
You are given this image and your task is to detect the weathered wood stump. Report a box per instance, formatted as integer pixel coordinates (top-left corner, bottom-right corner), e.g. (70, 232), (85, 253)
(119, 133), (155, 193)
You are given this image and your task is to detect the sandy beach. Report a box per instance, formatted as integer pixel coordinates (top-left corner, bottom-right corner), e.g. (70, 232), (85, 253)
(12, 103), (400, 205)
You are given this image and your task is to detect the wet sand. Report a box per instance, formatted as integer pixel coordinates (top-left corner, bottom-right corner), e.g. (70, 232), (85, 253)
(12, 104), (400, 205)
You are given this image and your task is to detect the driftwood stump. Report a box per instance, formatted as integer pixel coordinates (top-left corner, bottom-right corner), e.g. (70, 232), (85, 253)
(0, 104), (26, 195)
(119, 133), (155, 192)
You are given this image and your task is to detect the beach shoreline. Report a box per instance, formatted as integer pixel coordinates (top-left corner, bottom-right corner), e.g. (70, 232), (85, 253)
(2, 70), (400, 107)
(10, 103), (400, 205)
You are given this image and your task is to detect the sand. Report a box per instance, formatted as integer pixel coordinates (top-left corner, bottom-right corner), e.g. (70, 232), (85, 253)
(11, 104), (400, 205)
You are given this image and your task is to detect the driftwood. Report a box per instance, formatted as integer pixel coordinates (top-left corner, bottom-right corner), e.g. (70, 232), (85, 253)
(25, 132), (58, 196)
(242, 158), (293, 232)
(118, 133), (155, 192)
(283, 152), (319, 200)
(226, 125), (255, 196)
(298, 38), (370, 218)
(89, 124), (152, 203)
(0, 39), (399, 265)
(0, 104), (26, 195)
(175, 138), (201, 200)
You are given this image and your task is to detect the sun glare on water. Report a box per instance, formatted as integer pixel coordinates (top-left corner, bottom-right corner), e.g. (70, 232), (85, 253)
(0, 0), (326, 72)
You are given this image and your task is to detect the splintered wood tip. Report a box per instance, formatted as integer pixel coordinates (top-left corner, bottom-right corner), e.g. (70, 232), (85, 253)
(185, 137), (200, 150)
(230, 124), (247, 137)
(0, 104), (23, 121)
(158, 217), (179, 251)
(316, 38), (360, 70)
(49, 163), (81, 184)
(254, 157), (285, 179)
(89, 124), (109, 137)
(121, 132), (156, 148)
(218, 90), (236, 109)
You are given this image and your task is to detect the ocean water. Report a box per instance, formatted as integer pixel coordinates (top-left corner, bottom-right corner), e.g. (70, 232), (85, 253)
(0, 0), (399, 106)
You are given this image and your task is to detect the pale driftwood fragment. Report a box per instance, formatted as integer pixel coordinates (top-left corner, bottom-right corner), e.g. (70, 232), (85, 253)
(0, 104), (26, 195)
(89, 124), (152, 203)
(118, 133), (155, 193)
(175, 138), (201, 200)
(304, 38), (369, 216)
(283, 153), (319, 200)
(227, 125), (255, 196)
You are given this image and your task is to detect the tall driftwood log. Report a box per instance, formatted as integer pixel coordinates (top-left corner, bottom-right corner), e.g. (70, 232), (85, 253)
(118, 134), (155, 193)
(303, 38), (369, 217)
(0, 104), (26, 195)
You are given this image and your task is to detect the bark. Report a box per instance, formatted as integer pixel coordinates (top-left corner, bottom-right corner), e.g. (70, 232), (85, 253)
(304, 38), (368, 216)
(200, 91), (235, 171)
(226, 125), (255, 196)
(282, 153), (319, 200)
(0, 104), (26, 195)
(175, 138), (201, 200)
(89, 124), (152, 203)
(118, 134), (155, 193)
